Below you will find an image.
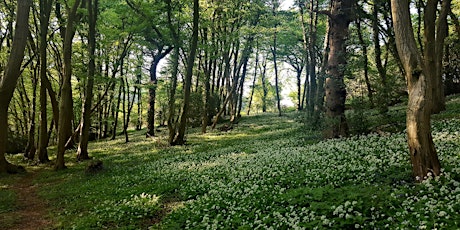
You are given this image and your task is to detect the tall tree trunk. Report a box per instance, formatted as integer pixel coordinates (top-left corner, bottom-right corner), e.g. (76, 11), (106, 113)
(324, 0), (354, 138)
(37, 0), (53, 163)
(173, 0), (199, 145)
(261, 59), (268, 113)
(77, 0), (98, 161)
(247, 44), (259, 116)
(372, 1), (388, 112)
(272, 24), (282, 116)
(146, 48), (172, 137)
(430, 0), (450, 113)
(112, 76), (123, 140)
(166, 0), (180, 144)
(356, 18), (373, 107)
(56, 0), (81, 170)
(24, 64), (38, 160)
(307, 0), (318, 115)
(390, 0), (449, 181)
(0, 0), (31, 174)
(315, 18), (330, 121)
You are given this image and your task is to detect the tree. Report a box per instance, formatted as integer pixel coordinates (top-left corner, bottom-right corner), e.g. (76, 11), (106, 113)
(390, 0), (451, 181)
(56, 0), (82, 170)
(172, 0), (199, 145)
(323, 0), (355, 138)
(77, 0), (98, 161)
(271, 0), (282, 117)
(0, 0), (31, 174)
(36, 0), (54, 163)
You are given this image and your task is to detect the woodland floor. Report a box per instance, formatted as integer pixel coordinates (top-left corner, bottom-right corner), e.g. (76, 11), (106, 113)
(0, 170), (52, 230)
(2, 95), (460, 229)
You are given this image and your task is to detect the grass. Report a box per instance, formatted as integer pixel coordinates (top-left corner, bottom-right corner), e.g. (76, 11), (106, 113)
(1, 96), (460, 229)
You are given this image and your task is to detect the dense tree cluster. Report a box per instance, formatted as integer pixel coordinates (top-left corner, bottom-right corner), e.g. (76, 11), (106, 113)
(0, 0), (459, 181)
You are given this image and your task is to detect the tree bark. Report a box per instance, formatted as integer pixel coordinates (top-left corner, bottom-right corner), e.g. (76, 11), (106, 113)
(37, 0), (53, 163)
(390, 0), (447, 181)
(172, 0), (199, 145)
(0, 0), (31, 174)
(77, 0), (98, 161)
(430, 0), (450, 113)
(307, 0), (318, 115)
(146, 48), (172, 137)
(356, 18), (373, 106)
(324, 0), (354, 138)
(372, 1), (389, 112)
(56, 0), (81, 170)
(272, 3), (282, 117)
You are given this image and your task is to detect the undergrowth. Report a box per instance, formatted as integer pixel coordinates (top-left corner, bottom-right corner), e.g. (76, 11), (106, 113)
(1, 96), (460, 229)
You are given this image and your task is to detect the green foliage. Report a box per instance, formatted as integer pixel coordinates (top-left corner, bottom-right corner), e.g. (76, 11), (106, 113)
(2, 96), (456, 229)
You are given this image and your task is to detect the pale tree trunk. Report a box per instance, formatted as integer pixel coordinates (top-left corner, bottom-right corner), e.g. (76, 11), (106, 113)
(391, 0), (450, 181)
(77, 0), (98, 161)
(172, 0), (199, 145)
(324, 0), (355, 138)
(0, 0), (31, 174)
(56, 0), (81, 170)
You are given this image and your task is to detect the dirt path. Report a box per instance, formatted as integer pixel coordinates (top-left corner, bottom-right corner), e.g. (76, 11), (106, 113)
(3, 171), (52, 230)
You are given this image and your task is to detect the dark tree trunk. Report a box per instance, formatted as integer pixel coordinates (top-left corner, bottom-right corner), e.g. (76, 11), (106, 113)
(146, 48), (172, 138)
(372, 1), (388, 112)
(0, 0), (31, 174)
(307, 0), (318, 115)
(272, 32), (282, 117)
(37, 0), (53, 163)
(356, 18), (373, 106)
(173, 0), (199, 145)
(324, 0), (355, 138)
(77, 0), (98, 161)
(24, 63), (38, 160)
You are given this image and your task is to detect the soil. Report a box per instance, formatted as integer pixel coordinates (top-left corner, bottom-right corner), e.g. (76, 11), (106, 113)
(1, 171), (52, 230)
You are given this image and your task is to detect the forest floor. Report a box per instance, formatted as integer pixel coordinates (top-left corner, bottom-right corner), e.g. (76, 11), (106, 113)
(0, 169), (52, 230)
(2, 95), (460, 229)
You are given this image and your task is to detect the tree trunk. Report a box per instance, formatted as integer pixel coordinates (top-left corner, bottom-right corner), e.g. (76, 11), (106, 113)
(372, 1), (388, 112)
(173, 0), (199, 145)
(247, 44), (259, 116)
(356, 18), (373, 106)
(430, 0), (450, 113)
(307, 0), (318, 115)
(0, 0), (31, 174)
(111, 77), (123, 140)
(36, 0), (54, 163)
(390, 0), (449, 181)
(56, 0), (81, 170)
(324, 0), (354, 138)
(77, 0), (97, 161)
(24, 64), (38, 160)
(314, 19), (330, 121)
(272, 28), (282, 117)
(146, 48), (172, 138)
